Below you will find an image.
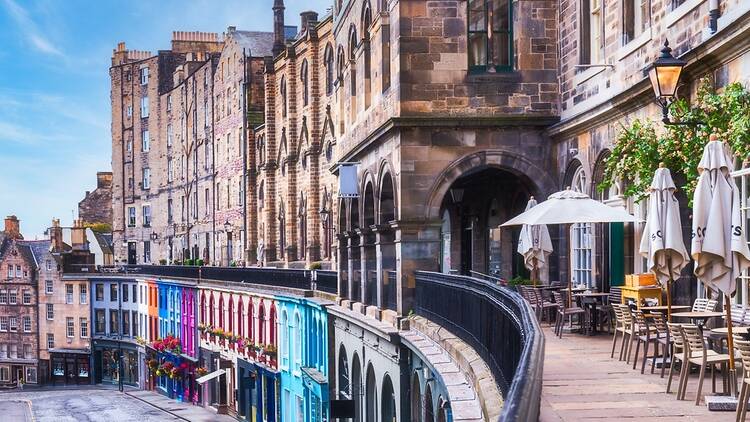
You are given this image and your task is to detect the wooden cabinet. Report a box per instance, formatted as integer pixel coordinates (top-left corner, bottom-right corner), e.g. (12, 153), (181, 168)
(621, 286), (662, 309)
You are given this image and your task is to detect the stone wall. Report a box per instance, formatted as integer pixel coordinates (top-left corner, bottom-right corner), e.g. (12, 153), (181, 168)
(78, 172), (113, 225)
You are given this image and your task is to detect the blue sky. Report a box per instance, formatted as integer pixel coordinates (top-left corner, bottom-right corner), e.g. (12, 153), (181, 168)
(0, 0), (331, 239)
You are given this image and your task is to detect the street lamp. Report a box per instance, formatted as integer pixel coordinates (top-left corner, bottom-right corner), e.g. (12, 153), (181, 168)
(224, 220), (233, 266)
(646, 40), (702, 126)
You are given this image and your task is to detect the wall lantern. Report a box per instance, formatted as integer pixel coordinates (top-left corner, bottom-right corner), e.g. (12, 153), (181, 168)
(450, 188), (465, 204)
(647, 40), (702, 126)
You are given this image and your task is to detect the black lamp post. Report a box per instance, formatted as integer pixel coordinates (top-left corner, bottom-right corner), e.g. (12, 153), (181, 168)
(224, 220), (233, 266)
(320, 207), (330, 259)
(647, 40), (702, 126)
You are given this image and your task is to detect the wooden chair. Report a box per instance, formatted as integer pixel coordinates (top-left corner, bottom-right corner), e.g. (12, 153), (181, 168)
(733, 336), (750, 422)
(631, 310), (664, 374)
(531, 288), (557, 324)
(680, 324), (731, 405)
(616, 304), (636, 362)
(553, 291), (586, 338)
(611, 303), (626, 359)
(649, 313), (671, 378)
(705, 298), (719, 311)
(666, 322), (685, 395)
(693, 298), (709, 312)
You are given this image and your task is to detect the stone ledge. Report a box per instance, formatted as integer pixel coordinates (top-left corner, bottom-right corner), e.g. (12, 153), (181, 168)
(408, 316), (503, 422)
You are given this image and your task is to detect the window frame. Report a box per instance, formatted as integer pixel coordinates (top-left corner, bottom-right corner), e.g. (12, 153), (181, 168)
(467, 0), (514, 74)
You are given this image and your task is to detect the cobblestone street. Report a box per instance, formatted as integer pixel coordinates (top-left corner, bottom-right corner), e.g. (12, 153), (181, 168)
(0, 387), (229, 422)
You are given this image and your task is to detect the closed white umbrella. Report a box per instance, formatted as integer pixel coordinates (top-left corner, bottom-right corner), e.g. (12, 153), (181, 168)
(517, 197), (553, 286)
(503, 189), (637, 304)
(639, 165), (689, 322)
(691, 136), (750, 395)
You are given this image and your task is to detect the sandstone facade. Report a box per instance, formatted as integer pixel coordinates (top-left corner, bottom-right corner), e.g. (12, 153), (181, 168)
(78, 172), (113, 226)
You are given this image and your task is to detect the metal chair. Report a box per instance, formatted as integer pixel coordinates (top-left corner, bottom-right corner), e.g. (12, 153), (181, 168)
(680, 324), (731, 405)
(552, 291), (586, 338)
(666, 322), (685, 395)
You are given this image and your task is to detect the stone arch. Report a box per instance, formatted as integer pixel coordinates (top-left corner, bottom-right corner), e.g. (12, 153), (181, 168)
(362, 177), (376, 228)
(591, 149), (613, 199)
(381, 374), (396, 422)
(365, 362), (377, 422)
(410, 372), (422, 422)
(423, 150), (557, 221)
(352, 353), (363, 422)
(338, 343), (350, 399)
(424, 384), (434, 422)
(378, 167), (396, 224)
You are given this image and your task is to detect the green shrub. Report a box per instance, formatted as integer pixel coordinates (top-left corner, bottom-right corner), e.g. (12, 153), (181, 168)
(508, 276), (531, 286)
(158, 259), (167, 265)
(309, 262), (322, 270)
(196, 259), (204, 266)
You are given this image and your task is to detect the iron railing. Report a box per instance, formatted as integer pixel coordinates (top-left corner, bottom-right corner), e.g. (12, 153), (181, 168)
(120, 265), (312, 290)
(414, 271), (544, 422)
(314, 270), (338, 294)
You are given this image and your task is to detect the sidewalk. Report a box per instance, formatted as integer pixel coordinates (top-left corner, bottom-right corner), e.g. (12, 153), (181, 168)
(125, 389), (235, 422)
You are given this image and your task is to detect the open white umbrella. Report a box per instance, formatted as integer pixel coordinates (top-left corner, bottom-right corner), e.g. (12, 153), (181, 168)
(691, 136), (750, 395)
(639, 165), (689, 322)
(517, 197), (553, 286)
(503, 189), (637, 304)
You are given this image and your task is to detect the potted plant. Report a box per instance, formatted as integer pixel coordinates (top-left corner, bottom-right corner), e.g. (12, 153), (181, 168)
(159, 258), (167, 265)
(195, 367), (208, 377)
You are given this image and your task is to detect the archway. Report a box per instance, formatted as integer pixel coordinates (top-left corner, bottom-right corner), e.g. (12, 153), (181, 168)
(410, 373), (422, 422)
(424, 385), (434, 422)
(338, 345), (350, 399)
(349, 197), (361, 301)
(379, 171), (397, 311)
(352, 354), (362, 422)
(362, 181), (377, 306)
(381, 374), (396, 422)
(365, 363), (377, 422)
(438, 166), (537, 279)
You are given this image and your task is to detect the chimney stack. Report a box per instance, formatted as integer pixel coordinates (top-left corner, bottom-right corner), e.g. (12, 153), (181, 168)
(50, 219), (63, 252)
(4, 215), (20, 239)
(96, 172), (113, 189)
(71, 219), (88, 251)
(272, 0), (286, 57)
(300, 11), (319, 35)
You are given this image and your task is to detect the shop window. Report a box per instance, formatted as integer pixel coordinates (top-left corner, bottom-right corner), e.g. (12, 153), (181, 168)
(0, 367), (8, 381)
(25, 367), (36, 383)
(468, 0), (513, 72)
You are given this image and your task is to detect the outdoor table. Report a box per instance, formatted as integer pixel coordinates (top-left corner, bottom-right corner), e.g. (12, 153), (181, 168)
(709, 326), (750, 335)
(641, 305), (691, 313)
(574, 292), (610, 335)
(671, 311), (724, 331)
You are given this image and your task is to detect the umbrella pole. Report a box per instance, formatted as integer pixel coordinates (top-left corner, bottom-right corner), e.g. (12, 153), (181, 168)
(724, 294), (737, 397)
(665, 276), (672, 323)
(567, 223), (573, 307)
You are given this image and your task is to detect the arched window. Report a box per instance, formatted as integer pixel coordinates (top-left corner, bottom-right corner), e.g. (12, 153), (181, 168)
(411, 373), (422, 422)
(299, 193), (307, 260)
(324, 44), (334, 96)
(362, 5), (372, 108)
(279, 202), (286, 259)
(338, 346), (350, 399)
(349, 27), (358, 96)
(294, 312), (302, 371)
(382, 375), (396, 422)
(259, 180), (265, 210)
(247, 299), (254, 342)
(280, 75), (287, 117)
(200, 291), (206, 324)
(352, 355), (362, 422)
(218, 293), (225, 329)
(467, 0), (513, 73)
(570, 165), (594, 288)
(228, 295), (234, 334)
(209, 292), (215, 326)
(269, 303), (277, 345)
(281, 309), (289, 367)
(258, 302), (266, 344)
(365, 364), (377, 422)
(301, 59), (309, 106)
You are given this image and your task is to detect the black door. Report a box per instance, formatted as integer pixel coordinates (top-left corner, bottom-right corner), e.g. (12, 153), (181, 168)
(127, 242), (137, 265)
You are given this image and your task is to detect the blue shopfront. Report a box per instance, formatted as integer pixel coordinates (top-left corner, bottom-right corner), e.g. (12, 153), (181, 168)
(237, 358), (280, 422)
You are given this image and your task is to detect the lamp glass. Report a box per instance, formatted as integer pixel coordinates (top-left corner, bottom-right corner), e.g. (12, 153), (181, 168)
(655, 65), (682, 99)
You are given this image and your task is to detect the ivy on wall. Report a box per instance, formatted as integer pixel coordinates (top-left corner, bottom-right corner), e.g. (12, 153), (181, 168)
(599, 78), (750, 202)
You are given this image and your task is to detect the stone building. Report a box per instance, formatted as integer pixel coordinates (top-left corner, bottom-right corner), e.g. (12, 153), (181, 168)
(552, 0), (750, 304)
(110, 29), (272, 266)
(78, 172), (113, 227)
(0, 216), (39, 386)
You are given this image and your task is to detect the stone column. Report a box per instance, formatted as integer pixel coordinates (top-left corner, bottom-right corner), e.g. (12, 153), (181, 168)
(337, 234), (349, 300)
(357, 227), (377, 310)
(372, 224), (396, 311)
(347, 232), (360, 305)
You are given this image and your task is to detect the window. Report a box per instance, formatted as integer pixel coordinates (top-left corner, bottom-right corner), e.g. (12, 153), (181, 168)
(110, 309), (119, 334)
(46, 304), (54, 320)
(80, 318), (89, 338)
(623, 0), (649, 44)
(141, 97), (149, 117)
(80, 284), (87, 304)
(23, 316), (31, 333)
(570, 166), (594, 287)
(141, 129), (150, 152)
(280, 76), (287, 117)
(123, 283), (129, 302)
(325, 44), (334, 96)
(167, 123), (173, 146)
(9, 344), (16, 358)
(45, 280), (53, 294)
(204, 100), (209, 127)
(127, 105), (133, 118)
(142, 168), (150, 189)
(128, 207), (136, 227)
(168, 158), (174, 182)
(167, 198), (173, 223)
(122, 310), (130, 336)
(205, 188), (210, 217)
(167, 94), (172, 111)
(22, 290), (31, 305)
(6, 265), (11, 278)
(66, 317), (74, 338)
(294, 314), (302, 371)
(140, 67), (149, 84)
(47, 333), (54, 349)
(23, 344), (31, 360)
(0, 291), (6, 304)
(95, 283), (104, 301)
(0, 317), (7, 331)
(143, 205), (151, 227)
(66, 284), (74, 304)
(301, 59), (309, 106)
(15, 265), (21, 278)
(580, 0), (603, 64)
(9, 317), (17, 332)
(468, 0), (513, 72)
(95, 309), (105, 334)
(0, 367), (7, 381)
(9, 290), (16, 305)
(110, 284), (118, 301)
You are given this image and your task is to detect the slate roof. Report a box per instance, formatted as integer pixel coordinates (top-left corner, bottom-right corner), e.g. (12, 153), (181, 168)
(91, 231), (113, 255)
(24, 239), (52, 269)
(232, 30), (274, 57)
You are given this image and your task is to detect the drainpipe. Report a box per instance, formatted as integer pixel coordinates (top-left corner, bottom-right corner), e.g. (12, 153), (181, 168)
(242, 48), (249, 266)
(709, 0), (720, 34)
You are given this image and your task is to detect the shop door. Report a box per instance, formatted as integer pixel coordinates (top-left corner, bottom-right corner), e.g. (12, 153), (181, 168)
(66, 358), (76, 384)
(13, 366), (23, 384)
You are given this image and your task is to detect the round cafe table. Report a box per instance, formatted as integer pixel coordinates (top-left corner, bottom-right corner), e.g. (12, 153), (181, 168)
(710, 326), (750, 335)
(641, 305), (691, 313)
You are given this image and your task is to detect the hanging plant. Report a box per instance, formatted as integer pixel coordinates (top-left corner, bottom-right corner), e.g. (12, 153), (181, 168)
(600, 78), (750, 203)
(195, 367), (208, 377)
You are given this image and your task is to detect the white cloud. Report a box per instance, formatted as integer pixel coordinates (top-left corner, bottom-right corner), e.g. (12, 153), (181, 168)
(1, 0), (65, 57)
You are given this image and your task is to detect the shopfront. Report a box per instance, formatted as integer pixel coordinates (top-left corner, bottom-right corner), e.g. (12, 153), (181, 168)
(302, 367), (328, 422)
(49, 350), (91, 385)
(148, 348), (199, 403)
(237, 358), (279, 422)
(93, 340), (139, 387)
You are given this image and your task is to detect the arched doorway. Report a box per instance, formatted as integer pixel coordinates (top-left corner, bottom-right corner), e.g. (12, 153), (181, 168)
(365, 363), (377, 422)
(363, 182), (377, 306)
(352, 354), (362, 422)
(424, 385), (434, 422)
(410, 373), (422, 422)
(338, 345), (350, 399)
(379, 171), (397, 311)
(381, 374), (396, 422)
(439, 167), (536, 279)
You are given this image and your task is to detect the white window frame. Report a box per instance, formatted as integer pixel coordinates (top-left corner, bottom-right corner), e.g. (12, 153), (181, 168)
(45, 280), (53, 294)
(8, 290), (17, 305)
(80, 284), (87, 304)
(140, 96), (149, 118)
(142, 129), (150, 152)
(570, 166), (595, 288)
(733, 167), (750, 305)
(66, 284), (74, 304)
(140, 67), (149, 85)
(47, 333), (54, 349)
(66, 317), (74, 338)
(0, 290), (6, 304)
(22, 290), (31, 305)
(0, 317), (8, 332)
(143, 168), (151, 189)
(23, 316), (31, 333)
(46, 303), (54, 320)
(80, 318), (89, 338)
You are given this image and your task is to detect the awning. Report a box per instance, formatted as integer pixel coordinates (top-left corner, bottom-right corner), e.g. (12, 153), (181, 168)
(196, 369), (225, 385)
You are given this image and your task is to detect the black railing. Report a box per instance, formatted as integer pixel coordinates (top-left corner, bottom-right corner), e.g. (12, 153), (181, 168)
(315, 270), (338, 294)
(414, 271), (544, 422)
(122, 265), (312, 290)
